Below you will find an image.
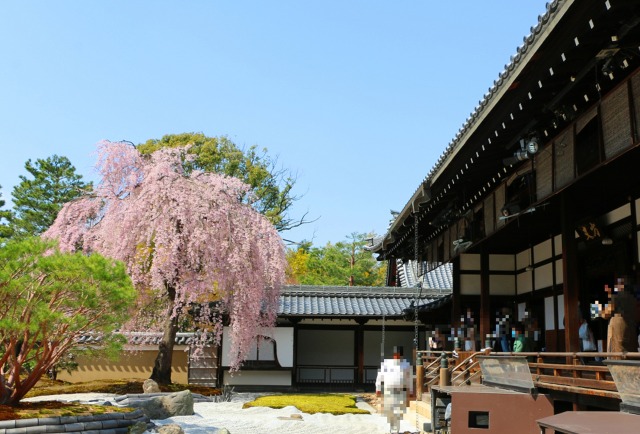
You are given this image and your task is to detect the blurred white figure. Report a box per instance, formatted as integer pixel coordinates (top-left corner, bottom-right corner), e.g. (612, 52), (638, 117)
(375, 346), (413, 433)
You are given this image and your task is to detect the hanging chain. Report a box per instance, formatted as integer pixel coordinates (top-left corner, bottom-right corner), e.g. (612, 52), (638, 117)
(414, 216), (421, 432)
(381, 311), (386, 360)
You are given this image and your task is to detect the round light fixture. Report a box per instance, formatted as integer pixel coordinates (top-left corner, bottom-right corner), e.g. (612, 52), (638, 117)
(526, 137), (539, 154)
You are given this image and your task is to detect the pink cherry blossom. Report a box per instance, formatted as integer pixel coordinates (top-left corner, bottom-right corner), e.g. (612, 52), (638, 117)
(44, 141), (286, 372)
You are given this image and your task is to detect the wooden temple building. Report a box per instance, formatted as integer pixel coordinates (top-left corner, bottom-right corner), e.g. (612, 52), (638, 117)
(372, 0), (640, 357)
(369, 0), (640, 429)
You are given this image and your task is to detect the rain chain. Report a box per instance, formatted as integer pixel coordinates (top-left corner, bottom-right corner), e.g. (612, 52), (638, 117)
(413, 216), (421, 432)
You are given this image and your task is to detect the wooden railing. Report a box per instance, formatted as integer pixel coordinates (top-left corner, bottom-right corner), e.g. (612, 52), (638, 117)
(417, 350), (640, 400)
(419, 350), (486, 389)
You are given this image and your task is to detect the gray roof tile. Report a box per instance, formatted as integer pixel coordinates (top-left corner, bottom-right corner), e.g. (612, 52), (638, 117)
(278, 285), (450, 318)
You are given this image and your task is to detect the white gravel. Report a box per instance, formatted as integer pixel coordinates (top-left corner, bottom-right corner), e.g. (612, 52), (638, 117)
(151, 393), (420, 434)
(24, 392), (421, 434)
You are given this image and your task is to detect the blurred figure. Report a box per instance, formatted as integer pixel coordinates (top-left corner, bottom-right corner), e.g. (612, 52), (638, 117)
(593, 279), (638, 356)
(375, 345), (413, 434)
(429, 328), (444, 352)
(495, 308), (512, 352)
(513, 322), (533, 353)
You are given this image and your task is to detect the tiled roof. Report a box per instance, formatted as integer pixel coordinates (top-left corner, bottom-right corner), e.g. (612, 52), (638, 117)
(382, 1), (566, 245)
(75, 332), (197, 346)
(101, 286), (452, 346)
(278, 285), (450, 318)
(397, 261), (453, 290)
(125, 332), (195, 346)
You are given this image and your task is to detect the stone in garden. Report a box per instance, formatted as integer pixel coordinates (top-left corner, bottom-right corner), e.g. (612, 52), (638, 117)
(127, 390), (194, 419)
(161, 390), (194, 416)
(158, 423), (185, 434)
(128, 420), (149, 434)
(143, 379), (161, 393)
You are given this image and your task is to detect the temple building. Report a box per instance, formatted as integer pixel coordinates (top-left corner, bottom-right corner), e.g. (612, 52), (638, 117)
(370, 0), (640, 359)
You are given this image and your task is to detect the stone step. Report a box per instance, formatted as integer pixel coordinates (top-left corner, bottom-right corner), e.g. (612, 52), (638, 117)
(409, 399), (431, 418)
(403, 401), (432, 434)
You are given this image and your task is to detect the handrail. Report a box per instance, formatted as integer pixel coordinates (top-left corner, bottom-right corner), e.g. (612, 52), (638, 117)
(419, 350), (488, 389)
(448, 350), (487, 386)
(417, 350), (640, 398)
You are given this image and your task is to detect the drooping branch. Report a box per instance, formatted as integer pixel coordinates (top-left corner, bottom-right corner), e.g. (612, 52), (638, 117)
(44, 141), (287, 376)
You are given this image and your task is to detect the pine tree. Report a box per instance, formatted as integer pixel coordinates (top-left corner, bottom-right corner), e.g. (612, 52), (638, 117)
(0, 237), (135, 405)
(11, 155), (90, 237)
(0, 185), (13, 239)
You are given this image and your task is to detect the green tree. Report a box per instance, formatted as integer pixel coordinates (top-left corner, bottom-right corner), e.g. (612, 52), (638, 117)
(10, 155), (90, 237)
(288, 233), (387, 286)
(285, 240), (312, 284)
(0, 185), (13, 239)
(0, 237), (136, 405)
(138, 132), (306, 232)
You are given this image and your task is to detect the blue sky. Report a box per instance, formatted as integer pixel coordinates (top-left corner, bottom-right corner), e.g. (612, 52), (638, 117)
(0, 1), (546, 247)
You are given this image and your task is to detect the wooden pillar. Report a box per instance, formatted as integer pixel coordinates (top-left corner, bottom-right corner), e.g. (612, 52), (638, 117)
(561, 194), (580, 355)
(416, 363), (424, 400)
(631, 196), (639, 270)
(452, 257), (461, 332)
(292, 319), (299, 388)
(480, 248), (491, 348)
(355, 321), (365, 386)
(551, 234), (561, 352)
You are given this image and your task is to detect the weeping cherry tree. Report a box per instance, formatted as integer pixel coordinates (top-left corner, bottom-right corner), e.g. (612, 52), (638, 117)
(44, 141), (287, 384)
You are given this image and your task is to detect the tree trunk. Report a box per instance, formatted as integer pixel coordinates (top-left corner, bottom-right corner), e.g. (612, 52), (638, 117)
(150, 286), (179, 385)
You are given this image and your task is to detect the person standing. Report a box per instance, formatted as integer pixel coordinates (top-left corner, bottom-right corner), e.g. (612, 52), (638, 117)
(429, 328), (444, 352)
(579, 316), (598, 363)
(605, 283), (637, 355)
(513, 322), (533, 353)
(375, 346), (413, 434)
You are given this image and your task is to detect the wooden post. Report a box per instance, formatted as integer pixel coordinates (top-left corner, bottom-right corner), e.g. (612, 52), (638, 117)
(416, 363), (424, 400)
(452, 257), (461, 336)
(480, 248), (490, 349)
(561, 194), (580, 360)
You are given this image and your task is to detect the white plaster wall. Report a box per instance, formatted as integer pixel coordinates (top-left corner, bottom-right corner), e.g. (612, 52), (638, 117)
(603, 203), (630, 225)
(534, 239), (552, 263)
(460, 274), (481, 295)
(557, 295), (565, 329)
(554, 234), (562, 256)
(517, 271), (532, 294)
(518, 302), (527, 322)
(363, 330), (416, 365)
(460, 253), (480, 270)
(221, 327), (294, 368)
(490, 274), (516, 295)
(223, 370), (291, 386)
(535, 262), (554, 290)
(544, 296), (556, 330)
(555, 259), (564, 285)
(489, 254), (515, 271)
(516, 249), (530, 270)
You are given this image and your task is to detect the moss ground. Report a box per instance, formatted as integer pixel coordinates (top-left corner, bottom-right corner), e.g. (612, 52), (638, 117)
(0, 378), (220, 420)
(242, 393), (370, 415)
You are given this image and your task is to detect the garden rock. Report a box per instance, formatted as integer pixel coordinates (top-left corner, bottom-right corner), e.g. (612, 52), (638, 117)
(127, 390), (194, 419)
(158, 423), (185, 434)
(143, 379), (161, 393)
(162, 390), (194, 416)
(129, 420), (150, 434)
